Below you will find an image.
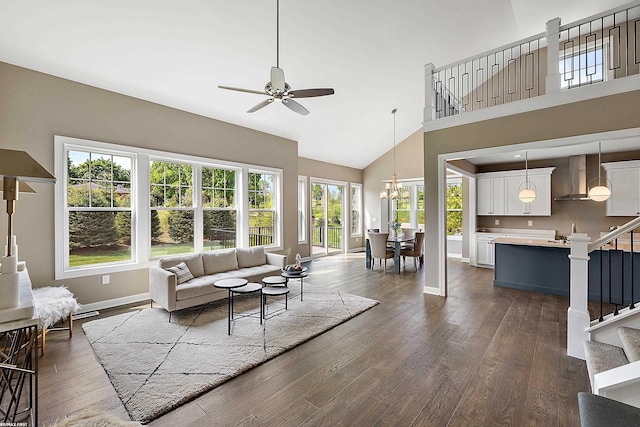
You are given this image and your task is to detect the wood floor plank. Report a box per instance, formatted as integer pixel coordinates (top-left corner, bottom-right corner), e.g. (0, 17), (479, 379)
(36, 254), (592, 426)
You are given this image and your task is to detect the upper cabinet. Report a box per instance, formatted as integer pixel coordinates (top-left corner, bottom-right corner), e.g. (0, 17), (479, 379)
(477, 176), (505, 215)
(603, 161), (640, 217)
(477, 168), (555, 216)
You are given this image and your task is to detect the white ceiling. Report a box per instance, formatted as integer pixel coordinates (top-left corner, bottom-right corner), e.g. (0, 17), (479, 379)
(0, 0), (630, 169)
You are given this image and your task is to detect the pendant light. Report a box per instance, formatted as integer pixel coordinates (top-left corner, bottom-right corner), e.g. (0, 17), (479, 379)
(588, 141), (612, 202)
(518, 151), (537, 203)
(380, 108), (403, 199)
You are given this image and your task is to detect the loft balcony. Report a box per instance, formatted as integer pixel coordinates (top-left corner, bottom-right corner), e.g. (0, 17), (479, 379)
(423, 1), (640, 128)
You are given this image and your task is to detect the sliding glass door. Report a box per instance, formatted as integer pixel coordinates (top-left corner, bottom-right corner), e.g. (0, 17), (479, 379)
(311, 181), (344, 257)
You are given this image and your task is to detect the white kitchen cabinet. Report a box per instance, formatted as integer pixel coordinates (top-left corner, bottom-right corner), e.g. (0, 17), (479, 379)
(478, 168), (554, 216)
(477, 176), (505, 215)
(603, 161), (640, 216)
(475, 235), (495, 266)
(505, 173), (552, 216)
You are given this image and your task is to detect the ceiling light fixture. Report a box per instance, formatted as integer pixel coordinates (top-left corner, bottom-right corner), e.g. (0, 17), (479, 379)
(518, 150), (537, 203)
(380, 109), (405, 200)
(588, 141), (612, 202)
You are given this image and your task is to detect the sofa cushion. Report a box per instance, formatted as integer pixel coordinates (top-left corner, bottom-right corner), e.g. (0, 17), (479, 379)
(236, 247), (266, 268)
(175, 277), (221, 300)
(159, 253), (205, 278)
(202, 249), (239, 275)
(165, 261), (195, 284)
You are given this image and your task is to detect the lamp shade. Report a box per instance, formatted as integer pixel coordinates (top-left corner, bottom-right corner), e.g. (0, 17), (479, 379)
(0, 149), (56, 184)
(589, 185), (611, 202)
(518, 188), (537, 203)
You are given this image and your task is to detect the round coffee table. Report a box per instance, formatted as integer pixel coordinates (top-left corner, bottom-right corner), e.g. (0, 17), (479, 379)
(214, 278), (248, 335)
(261, 286), (290, 320)
(231, 282), (263, 325)
(262, 275), (287, 286)
(281, 270), (308, 301)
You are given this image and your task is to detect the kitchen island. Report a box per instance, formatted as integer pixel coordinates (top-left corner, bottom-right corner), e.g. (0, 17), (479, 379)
(494, 237), (640, 303)
(493, 238), (571, 296)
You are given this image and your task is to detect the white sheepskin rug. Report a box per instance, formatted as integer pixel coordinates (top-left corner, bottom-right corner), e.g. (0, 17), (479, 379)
(52, 408), (142, 426)
(32, 286), (81, 329)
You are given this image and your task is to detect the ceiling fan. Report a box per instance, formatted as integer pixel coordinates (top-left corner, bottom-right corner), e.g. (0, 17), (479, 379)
(218, 0), (334, 115)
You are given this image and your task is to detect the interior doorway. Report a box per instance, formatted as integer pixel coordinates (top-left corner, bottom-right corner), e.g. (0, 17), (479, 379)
(311, 180), (345, 257)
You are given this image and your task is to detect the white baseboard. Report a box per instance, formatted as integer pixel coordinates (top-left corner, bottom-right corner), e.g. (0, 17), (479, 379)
(461, 257), (470, 263)
(423, 286), (444, 296)
(348, 247), (365, 253)
(77, 292), (150, 314)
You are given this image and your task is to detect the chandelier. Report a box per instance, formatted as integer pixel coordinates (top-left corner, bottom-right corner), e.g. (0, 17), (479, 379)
(380, 108), (405, 199)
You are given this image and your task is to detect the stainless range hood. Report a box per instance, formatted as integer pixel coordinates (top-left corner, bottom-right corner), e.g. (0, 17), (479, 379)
(554, 155), (592, 201)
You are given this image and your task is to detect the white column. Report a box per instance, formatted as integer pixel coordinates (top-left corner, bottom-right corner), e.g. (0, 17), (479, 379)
(423, 63), (436, 123)
(567, 232), (591, 360)
(545, 17), (562, 94)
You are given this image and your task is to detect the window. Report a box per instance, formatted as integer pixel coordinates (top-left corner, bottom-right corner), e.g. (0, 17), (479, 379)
(560, 44), (607, 89)
(66, 149), (133, 268)
(248, 171), (276, 247)
(150, 160), (194, 257)
(298, 176), (307, 243)
(446, 179), (463, 236)
(393, 192), (412, 227)
(56, 136), (283, 279)
(417, 184), (425, 230)
(203, 167), (237, 250)
(350, 183), (362, 237)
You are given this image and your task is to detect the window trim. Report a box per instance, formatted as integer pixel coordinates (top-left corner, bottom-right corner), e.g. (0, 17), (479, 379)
(55, 135), (283, 279)
(298, 176), (308, 244)
(350, 183), (363, 238)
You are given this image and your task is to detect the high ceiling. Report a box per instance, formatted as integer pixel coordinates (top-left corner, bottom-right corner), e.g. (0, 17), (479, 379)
(0, 0), (629, 169)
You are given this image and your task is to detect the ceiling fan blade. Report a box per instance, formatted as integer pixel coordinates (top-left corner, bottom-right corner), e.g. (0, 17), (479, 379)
(247, 98), (274, 113)
(270, 67), (286, 93)
(282, 98), (310, 115)
(288, 88), (335, 98)
(218, 85), (267, 96)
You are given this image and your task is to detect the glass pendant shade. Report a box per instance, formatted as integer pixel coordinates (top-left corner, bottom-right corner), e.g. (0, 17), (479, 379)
(518, 150), (536, 203)
(588, 185), (611, 202)
(519, 188), (537, 203)
(589, 142), (611, 202)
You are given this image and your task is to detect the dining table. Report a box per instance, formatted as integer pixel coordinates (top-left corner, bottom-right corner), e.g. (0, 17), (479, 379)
(365, 236), (414, 274)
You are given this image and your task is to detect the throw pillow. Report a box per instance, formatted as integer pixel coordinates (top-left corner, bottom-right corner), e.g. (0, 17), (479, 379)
(165, 261), (194, 284)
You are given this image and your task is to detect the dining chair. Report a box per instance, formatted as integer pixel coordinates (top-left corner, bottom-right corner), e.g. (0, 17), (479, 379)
(400, 231), (424, 270)
(400, 227), (421, 250)
(368, 232), (394, 273)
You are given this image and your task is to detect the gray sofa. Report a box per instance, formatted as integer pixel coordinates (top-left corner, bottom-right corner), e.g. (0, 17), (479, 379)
(149, 246), (287, 315)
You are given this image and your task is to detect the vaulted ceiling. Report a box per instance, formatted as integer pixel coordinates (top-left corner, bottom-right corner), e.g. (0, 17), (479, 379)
(0, 0), (629, 168)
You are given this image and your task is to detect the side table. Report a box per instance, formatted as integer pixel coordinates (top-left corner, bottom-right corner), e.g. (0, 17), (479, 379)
(214, 278), (248, 335)
(280, 271), (308, 301)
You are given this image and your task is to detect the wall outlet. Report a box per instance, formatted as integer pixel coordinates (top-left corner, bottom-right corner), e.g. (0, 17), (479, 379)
(494, 219), (499, 225)
(102, 275), (110, 285)
(528, 220), (533, 227)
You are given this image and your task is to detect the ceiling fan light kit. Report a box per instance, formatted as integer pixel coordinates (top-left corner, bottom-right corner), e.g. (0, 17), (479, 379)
(218, 0), (334, 115)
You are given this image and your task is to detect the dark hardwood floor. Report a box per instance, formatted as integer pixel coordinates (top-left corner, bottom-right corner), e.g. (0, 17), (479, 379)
(38, 254), (590, 426)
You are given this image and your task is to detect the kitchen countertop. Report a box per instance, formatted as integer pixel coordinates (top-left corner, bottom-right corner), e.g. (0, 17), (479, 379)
(493, 237), (570, 248)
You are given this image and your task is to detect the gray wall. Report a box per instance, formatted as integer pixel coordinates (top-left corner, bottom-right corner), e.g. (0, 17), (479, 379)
(0, 61), (299, 305)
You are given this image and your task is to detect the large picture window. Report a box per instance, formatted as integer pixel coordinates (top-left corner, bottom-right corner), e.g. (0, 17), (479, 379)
(55, 136), (283, 279)
(66, 150), (133, 268)
(150, 160), (194, 257)
(248, 171), (277, 247)
(203, 167), (237, 250)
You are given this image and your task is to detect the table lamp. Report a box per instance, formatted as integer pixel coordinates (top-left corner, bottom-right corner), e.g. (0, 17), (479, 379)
(0, 149), (56, 309)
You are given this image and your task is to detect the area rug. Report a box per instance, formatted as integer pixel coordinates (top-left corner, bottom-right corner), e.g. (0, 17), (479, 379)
(82, 284), (378, 423)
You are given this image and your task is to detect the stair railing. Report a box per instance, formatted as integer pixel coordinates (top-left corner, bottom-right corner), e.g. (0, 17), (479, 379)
(568, 216), (640, 360)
